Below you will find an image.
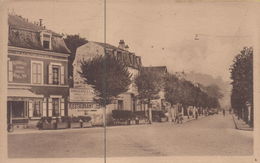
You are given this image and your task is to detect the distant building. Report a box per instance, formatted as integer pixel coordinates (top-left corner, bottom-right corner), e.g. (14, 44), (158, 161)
(142, 66), (168, 111)
(7, 14), (70, 129)
(70, 40), (142, 119)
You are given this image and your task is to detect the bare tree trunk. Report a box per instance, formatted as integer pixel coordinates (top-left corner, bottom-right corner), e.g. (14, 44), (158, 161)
(148, 99), (152, 124)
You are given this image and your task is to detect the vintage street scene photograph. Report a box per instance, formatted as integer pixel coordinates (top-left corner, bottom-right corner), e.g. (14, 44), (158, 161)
(2, 0), (257, 160)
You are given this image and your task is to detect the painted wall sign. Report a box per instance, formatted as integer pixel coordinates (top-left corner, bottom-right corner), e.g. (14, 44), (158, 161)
(12, 60), (29, 83)
(69, 102), (96, 109)
(69, 88), (95, 102)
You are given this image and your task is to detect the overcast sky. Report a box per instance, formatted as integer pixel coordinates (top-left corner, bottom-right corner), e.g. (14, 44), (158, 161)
(8, 0), (259, 82)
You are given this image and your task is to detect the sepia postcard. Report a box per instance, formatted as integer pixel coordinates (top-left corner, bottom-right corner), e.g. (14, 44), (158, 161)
(0, 0), (259, 163)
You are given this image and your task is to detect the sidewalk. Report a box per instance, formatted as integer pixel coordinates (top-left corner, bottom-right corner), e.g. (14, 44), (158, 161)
(232, 114), (253, 131)
(9, 115), (208, 135)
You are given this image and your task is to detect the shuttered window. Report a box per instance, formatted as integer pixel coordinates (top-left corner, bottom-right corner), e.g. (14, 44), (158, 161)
(31, 61), (43, 84)
(52, 67), (59, 85)
(48, 63), (65, 85)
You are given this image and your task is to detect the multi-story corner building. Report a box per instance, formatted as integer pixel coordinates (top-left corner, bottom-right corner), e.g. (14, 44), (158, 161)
(7, 14), (70, 129)
(69, 40), (142, 119)
(142, 66), (168, 111)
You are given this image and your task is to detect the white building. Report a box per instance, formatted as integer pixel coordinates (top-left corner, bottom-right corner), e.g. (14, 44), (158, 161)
(68, 40), (142, 123)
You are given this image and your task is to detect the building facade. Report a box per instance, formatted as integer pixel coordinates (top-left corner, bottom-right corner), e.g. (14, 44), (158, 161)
(7, 14), (70, 129)
(69, 40), (142, 119)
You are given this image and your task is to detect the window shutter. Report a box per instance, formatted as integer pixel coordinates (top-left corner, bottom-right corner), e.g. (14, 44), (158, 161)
(60, 66), (64, 84)
(48, 64), (53, 84)
(32, 63), (37, 84)
(8, 60), (13, 82)
(42, 98), (47, 117)
(48, 98), (53, 117)
(60, 98), (65, 116)
(37, 64), (42, 84)
(29, 101), (33, 117)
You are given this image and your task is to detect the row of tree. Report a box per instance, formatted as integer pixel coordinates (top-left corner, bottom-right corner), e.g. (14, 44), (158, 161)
(230, 47), (253, 127)
(135, 69), (221, 110)
(79, 54), (221, 112)
(164, 73), (220, 109)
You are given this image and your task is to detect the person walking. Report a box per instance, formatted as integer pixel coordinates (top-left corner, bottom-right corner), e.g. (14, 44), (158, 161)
(195, 107), (198, 120)
(223, 109), (225, 116)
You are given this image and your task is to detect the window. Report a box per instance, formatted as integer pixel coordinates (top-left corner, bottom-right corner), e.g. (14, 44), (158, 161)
(43, 40), (50, 49)
(48, 63), (65, 85)
(10, 101), (27, 118)
(52, 98), (59, 117)
(33, 100), (42, 117)
(52, 66), (60, 85)
(41, 32), (51, 50)
(31, 61), (43, 84)
(118, 100), (124, 110)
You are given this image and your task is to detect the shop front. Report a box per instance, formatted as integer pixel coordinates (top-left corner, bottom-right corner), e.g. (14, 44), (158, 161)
(7, 86), (68, 130)
(7, 88), (44, 129)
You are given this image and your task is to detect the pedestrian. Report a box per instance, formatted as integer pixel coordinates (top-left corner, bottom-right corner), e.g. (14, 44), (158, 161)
(192, 106), (195, 118)
(223, 109), (225, 116)
(195, 109), (198, 120)
(135, 116), (139, 125)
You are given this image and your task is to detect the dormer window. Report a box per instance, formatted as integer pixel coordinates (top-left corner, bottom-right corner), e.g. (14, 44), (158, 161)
(43, 40), (50, 49)
(40, 31), (52, 50)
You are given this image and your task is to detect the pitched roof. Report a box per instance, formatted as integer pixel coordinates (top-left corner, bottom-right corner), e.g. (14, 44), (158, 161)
(78, 41), (142, 69)
(93, 41), (132, 53)
(93, 41), (119, 50)
(93, 42), (142, 69)
(143, 66), (168, 73)
(8, 14), (71, 54)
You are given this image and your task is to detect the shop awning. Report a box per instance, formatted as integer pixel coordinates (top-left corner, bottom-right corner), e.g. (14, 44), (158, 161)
(8, 89), (44, 98)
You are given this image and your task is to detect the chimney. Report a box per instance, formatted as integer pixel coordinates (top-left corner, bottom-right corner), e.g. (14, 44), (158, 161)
(39, 19), (43, 26)
(118, 40), (125, 50)
(125, 45), (129, 51)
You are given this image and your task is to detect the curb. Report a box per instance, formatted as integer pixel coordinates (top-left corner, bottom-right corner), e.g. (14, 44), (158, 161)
(231, 114), (253, 131)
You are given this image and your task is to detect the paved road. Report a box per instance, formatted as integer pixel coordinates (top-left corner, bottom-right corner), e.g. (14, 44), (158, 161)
(8, 114), (253, 158)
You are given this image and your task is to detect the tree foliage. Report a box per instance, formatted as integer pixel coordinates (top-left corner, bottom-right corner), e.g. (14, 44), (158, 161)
(204, 84), (223, 99)
(164, 74), (181, 105)
(230, 47), (253, 122)
(64, 34), (88, 79)
(79, 55), (132, 106)
(164, 73), (220, 108)
(135, 69), (162, 104)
